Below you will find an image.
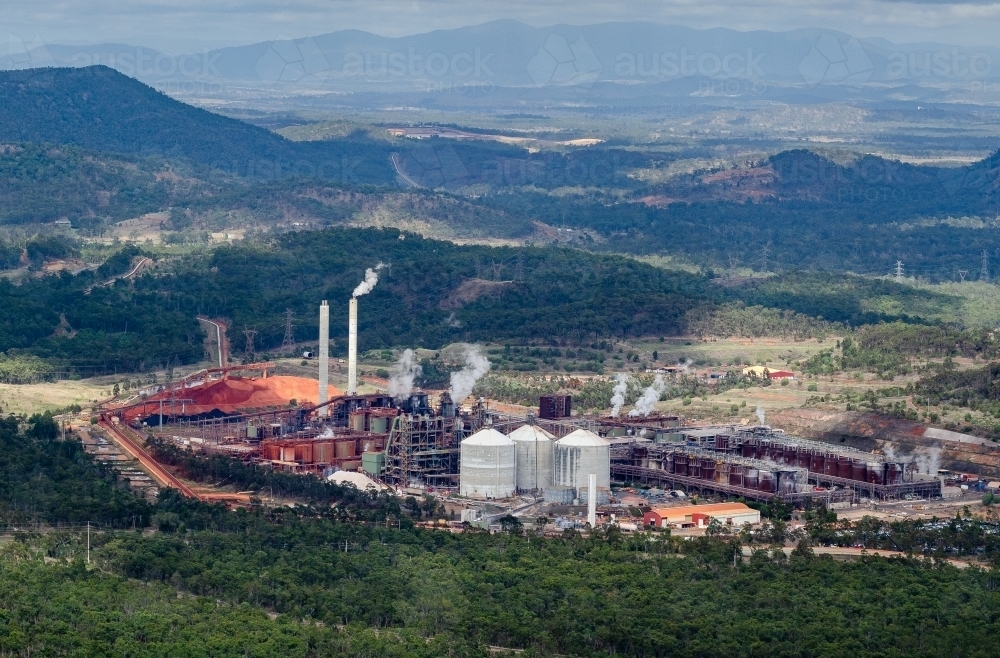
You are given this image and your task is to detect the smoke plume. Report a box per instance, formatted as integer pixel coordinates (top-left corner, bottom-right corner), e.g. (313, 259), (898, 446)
(610, 373), (629, 418)
(756, 404), (765, 425)
(352, 262), (386, 297)
(914, 447), (942, 475)
(388, 349), (422, 399)
(449, 345), (491, 403)
(629, 374), (665, 417)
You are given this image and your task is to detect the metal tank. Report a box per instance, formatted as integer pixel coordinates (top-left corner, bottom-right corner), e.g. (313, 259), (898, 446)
(741, 440), (757, 459)
(674, 453), (688, 477)
(508, 424), (556, 493)
(851, 460), (867, 482)
(867, 462), (884, 485)
(689, 457), (702, 479)
(838, 456), (853, 479)
(553, 429), (611, 495)
(823, 453), (838, 476)
(744, 467), (760, 490)
(810, 452), (824, 474)
(758, 470), (775, 493)
(729, 465), (744, 487)
(797, 448), (811, 469)
(701, 458), (717, 481)
(460, 428), (516, 499)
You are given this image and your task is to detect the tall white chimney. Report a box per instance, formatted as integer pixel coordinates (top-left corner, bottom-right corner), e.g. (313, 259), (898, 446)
(318, 301), (329, 417)
(348, 296), (358, 395)
(588, 473), (597, 528)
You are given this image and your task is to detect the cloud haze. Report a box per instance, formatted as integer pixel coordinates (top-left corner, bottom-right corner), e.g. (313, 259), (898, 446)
(3, 0), (1000, 53)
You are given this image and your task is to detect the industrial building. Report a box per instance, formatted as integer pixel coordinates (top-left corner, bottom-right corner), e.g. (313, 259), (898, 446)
(459, 428), (516, 499)
(643, 502), (760, 529)
(101, 295), (942, 512)
(510, 424), (556, 493)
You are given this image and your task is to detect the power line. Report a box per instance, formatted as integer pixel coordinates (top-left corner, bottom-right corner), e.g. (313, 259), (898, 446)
(281, 309), (295, 353)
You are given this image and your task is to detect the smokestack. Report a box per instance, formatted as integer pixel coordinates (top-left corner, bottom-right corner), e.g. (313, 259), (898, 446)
(348, 297), (358, 395)
(588, 473), (597, 528)
(318, 301), (329, 417)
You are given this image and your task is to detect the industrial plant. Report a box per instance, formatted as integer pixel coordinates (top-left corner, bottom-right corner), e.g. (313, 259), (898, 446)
(98, 270), (944, 525)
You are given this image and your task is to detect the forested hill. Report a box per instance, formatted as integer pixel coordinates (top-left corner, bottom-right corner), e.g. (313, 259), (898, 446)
(0, 66), (396, 183)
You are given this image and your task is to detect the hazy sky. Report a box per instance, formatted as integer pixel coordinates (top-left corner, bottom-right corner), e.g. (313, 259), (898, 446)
(4, 0), (1000, 52)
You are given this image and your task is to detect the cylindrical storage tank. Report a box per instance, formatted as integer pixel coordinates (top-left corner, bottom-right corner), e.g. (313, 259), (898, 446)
(887, 463), (902, 485)
(349, 412), (366, 432)
(715, 435), (729, 452)
(867, 462), (884, 485)
(741, 441), (757, 459)
(336, 441), (356, 459)
(509, 424), (556, 493)
(717, 462), (730, 484)
(757, 440), (770, 461)
(674, 453), (688, 477)
(851, 460), (867, 482)
(665, 453), (675, 474)
(778, 472), (796, 494)
(314, 442), (333, 463)
(295, 442), (313, 463)
(745, 467), (760, 490)
(280, 446), (296, 462)
(797, 449), (811, 469)
(689, 457), (702, 479)
(460, 428), (516, 499)
(369, 416), (389, 434)
(810, 451), (824, 473)
(553, 429), (611, 496)
(701, 458), (716, 481)
(758, 470), (775, 493)
(823, 453), (838, 476)
(838, 456), (852, 479)
(729, 465), (744, 487)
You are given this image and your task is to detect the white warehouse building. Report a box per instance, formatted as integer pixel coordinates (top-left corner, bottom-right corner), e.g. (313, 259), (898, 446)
(459, 427), (516, 499)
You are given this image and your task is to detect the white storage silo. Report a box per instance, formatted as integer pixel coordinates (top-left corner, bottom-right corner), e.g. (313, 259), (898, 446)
(554, 429), (610, 496)
(509, 424), (556, 493)
(460, 428), (516, 499)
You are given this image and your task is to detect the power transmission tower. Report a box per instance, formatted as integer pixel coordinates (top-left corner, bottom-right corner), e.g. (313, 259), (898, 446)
(728, 254), (740, 279)
(281, 309), (295, 353)
(983, 250), (990, 282)
(959, 269), (968, 283)
(895, 260), (904, 283)
(490, 261), (504, 281)
(243, 327), (257, 363)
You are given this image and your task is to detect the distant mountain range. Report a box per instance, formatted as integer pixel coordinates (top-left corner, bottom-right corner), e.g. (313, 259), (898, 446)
(4, 21), (999, 104)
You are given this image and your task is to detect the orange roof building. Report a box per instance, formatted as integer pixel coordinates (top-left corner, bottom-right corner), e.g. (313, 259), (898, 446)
(643, 502), (760, 528)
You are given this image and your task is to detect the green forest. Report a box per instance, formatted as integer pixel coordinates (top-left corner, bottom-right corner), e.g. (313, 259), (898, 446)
(4, 226), (982, 378)
(1, 415), (1000, 655)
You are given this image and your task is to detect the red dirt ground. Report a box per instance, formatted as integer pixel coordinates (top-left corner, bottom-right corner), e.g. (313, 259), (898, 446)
(130, 376), (342, 418)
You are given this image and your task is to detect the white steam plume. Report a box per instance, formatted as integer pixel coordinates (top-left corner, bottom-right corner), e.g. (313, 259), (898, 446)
(388, 349), (422, 399)
(756, 403), (765, 425)
(914, 447), (942, 475)
(629, 374), (666, 417)
(610, 373), (629, 418)
(352, 262), (386, 297)
(449, 345), (491, 403)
